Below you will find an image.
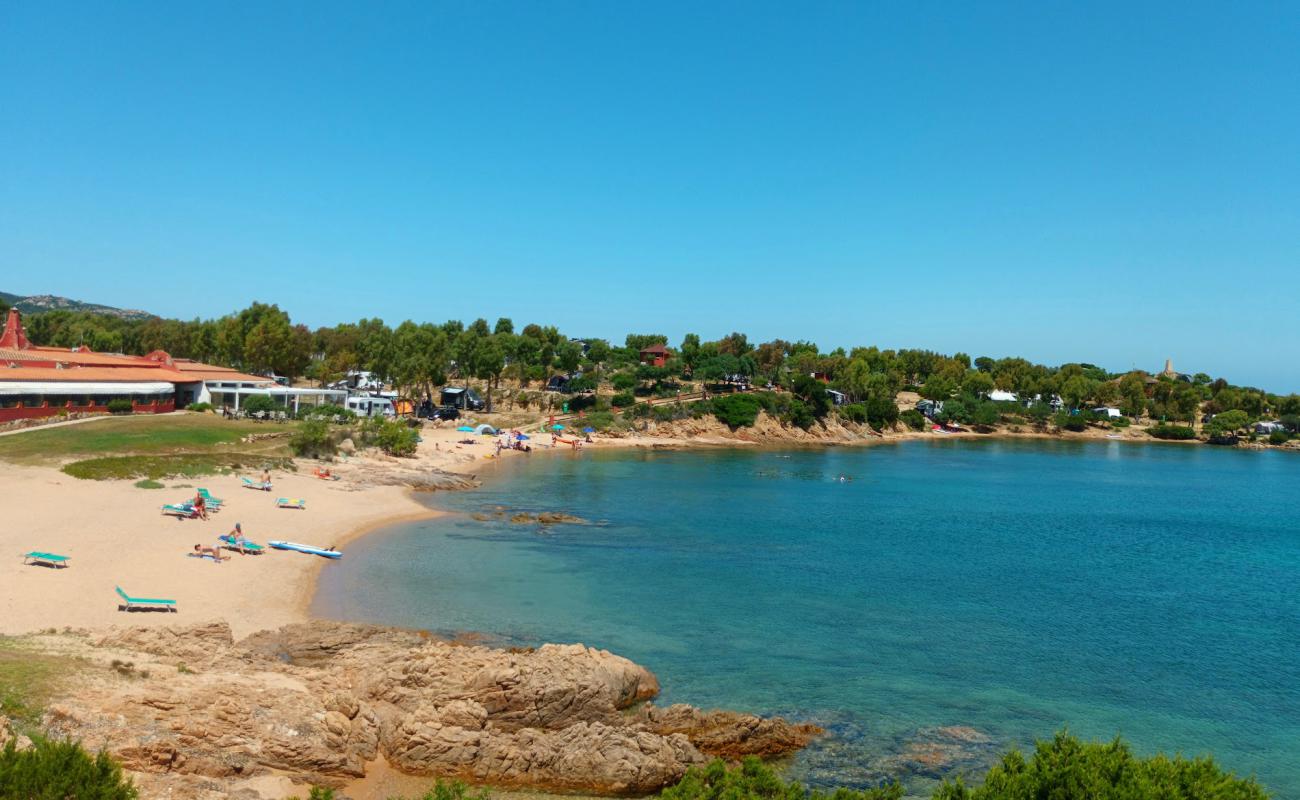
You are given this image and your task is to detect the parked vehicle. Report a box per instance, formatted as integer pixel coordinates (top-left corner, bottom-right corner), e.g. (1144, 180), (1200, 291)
(440, 386), (485, 411)
(345, 395), (395, 418)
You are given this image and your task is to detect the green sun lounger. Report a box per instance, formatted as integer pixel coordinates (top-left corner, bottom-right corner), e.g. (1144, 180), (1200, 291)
(276, 497), (306, 509)
(241, 477), (271, 491)
(115, 586), (177, 612)
(218, 535), (265, 553)
(161, 503), (196, 518)
(23, 552), (70, 568)
(197, 488), (225, 506)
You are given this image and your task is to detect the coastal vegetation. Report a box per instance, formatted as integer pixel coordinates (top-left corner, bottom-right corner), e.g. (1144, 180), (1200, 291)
(11, 301), (1299, 446)
(0, 738), (137, 799)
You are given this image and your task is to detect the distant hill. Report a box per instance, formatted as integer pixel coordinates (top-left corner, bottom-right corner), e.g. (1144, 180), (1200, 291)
(0, 291), (154, 321)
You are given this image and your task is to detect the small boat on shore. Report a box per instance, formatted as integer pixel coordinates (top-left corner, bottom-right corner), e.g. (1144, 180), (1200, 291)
(268, 541), (342, 559)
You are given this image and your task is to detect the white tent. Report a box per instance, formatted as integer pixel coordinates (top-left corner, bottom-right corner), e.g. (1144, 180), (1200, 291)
(0, 381), (174, 395)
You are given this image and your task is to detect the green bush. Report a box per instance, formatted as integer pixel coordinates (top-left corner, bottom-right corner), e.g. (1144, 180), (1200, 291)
(105, 398), (133, 414)
(0, 737), (137, 799)
(375, 418), (419, 457)
(299, 403), (355, 422)
(1269, 430), (1290, 445)
(242, 394), (278, 414)
(712, 394), (763, 428)
(864, 396), (901, 430)
(290, 418), (337, 458)
(839, 403), (868, 424)
(663, 757), (900, 800)
(1111, 416), (1131, 427)
(783, 398), (816, 430)
(186, 402), (214, 413)
(1147, 424), (1197, 440)
(611, 391), (635, 408)
(611, 372), (638, 391)
(932, 731), (1267, 800)
(1054, 411), (1089, 432)
(900, 409), (927, 430)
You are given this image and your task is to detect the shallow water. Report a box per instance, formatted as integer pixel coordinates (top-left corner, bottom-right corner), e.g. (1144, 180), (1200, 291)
(314, 440), (1300, 797)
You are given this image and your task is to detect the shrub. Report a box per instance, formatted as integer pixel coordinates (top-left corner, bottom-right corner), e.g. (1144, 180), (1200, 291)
(864, 396), (901, 430)
(242, 394), (278, 414)
(783, 398), (816, 430)
(652, 403), (683, 423)
(900, 409), (926, 430)
(611, 373), (637, 391)
(663, 757), (900, 800)
(581, 411), (618, 432)
(105, 398), (133, 414)
(611, 391), (635, 408)
(711, 394), (763, 428)
(840, 403), (868, 424)
(932, 731), (1267, 800)
(375, 418), (419, 457)
(299, 403), (355, 422)
(1111, 416), (1131, 427)
(0, 737), (138, 799)
(1147, 424), (1196, 440)
(186, 402), (214, 413)
(1269, 430), (1291, 445)
(514, 392), (530, 409)
(567, 394), (598, 413)
(1054, 411), (1088, 432)
(290, 418), (337, 458)
(566, 375), (597, 393)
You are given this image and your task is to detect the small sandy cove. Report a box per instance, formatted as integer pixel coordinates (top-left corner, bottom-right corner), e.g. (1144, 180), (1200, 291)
(0, 418), (677, 638)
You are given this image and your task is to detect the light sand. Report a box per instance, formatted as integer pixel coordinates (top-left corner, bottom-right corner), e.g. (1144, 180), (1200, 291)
(0, 465), (433, 638)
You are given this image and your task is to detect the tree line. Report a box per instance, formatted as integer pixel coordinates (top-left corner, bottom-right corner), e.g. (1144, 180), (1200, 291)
(8, 299), (1297, 423)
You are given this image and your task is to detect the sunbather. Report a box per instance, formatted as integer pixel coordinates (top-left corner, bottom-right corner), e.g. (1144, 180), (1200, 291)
(227, 523), (251, 554)
(193, 543), (223, 562)
(193, 493), (209, 520)
(261, 469), (272, 489)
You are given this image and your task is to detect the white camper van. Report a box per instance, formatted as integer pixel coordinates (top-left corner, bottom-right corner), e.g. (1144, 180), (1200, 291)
(346, 395), (396, 418)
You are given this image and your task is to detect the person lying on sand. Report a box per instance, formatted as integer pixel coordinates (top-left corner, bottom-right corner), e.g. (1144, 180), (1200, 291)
(192, 543), (223, 562)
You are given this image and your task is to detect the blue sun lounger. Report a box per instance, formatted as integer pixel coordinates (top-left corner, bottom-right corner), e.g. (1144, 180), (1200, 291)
(161, 503), (197, 518)
(241, 477), (271, 491)
(276, 497), (306, 509)
(22, 552), (70, 568)
(115, 586), (177, 612)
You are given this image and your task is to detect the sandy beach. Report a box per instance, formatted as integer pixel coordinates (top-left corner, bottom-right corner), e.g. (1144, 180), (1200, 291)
(0, 415), (680, 638)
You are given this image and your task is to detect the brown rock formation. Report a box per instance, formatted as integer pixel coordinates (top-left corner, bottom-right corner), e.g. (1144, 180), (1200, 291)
(33, 622), (812, 798)
(638, 703), (823, 759)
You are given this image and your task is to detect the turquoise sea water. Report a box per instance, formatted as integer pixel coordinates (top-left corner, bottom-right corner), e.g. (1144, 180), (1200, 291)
(314, 440), (1300, 797)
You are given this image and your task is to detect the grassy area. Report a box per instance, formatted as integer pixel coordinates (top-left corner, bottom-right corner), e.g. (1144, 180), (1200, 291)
(0, 638), (73, 729)
(0, 414), (273, 464)
(66, 453), (295, 481)
(0, 414), (298, 480)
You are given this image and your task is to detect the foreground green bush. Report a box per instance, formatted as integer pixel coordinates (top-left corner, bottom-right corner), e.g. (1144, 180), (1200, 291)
(933, 731), (1267, 800)
(185, 402), (214, 413)
(0, 738), (137, 799)
(290, 418), (336, 458)
(1148, 424), (1197, 440)
(711, 394), (763, 428)
(298, 403), (356, 422)
(105, 398), (133, 414)
(374, 418), (419, 457)
(900, 409), (926, 430)
(1269, 430), (1290, 445)
(663, 756), (901, 800)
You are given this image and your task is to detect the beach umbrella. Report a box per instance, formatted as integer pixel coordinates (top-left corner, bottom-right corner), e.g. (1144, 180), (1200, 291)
(456, 425), (474, 432)
(516, 433), (530, 440)
(552, 424), (565, 430)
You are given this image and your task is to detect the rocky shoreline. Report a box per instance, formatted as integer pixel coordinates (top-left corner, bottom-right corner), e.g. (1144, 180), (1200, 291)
(9, 621), (819, 799)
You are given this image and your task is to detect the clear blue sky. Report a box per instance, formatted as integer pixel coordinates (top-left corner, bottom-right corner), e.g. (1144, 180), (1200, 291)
(2, 2), (1297, 391)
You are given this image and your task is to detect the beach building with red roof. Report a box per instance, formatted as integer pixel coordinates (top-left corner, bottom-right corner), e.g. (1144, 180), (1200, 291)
(0, 309), (344, 422)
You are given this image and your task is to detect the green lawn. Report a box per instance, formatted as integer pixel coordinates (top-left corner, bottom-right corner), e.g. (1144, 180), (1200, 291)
(0, 414), (271, 464)
(0, 414), (296, 479)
